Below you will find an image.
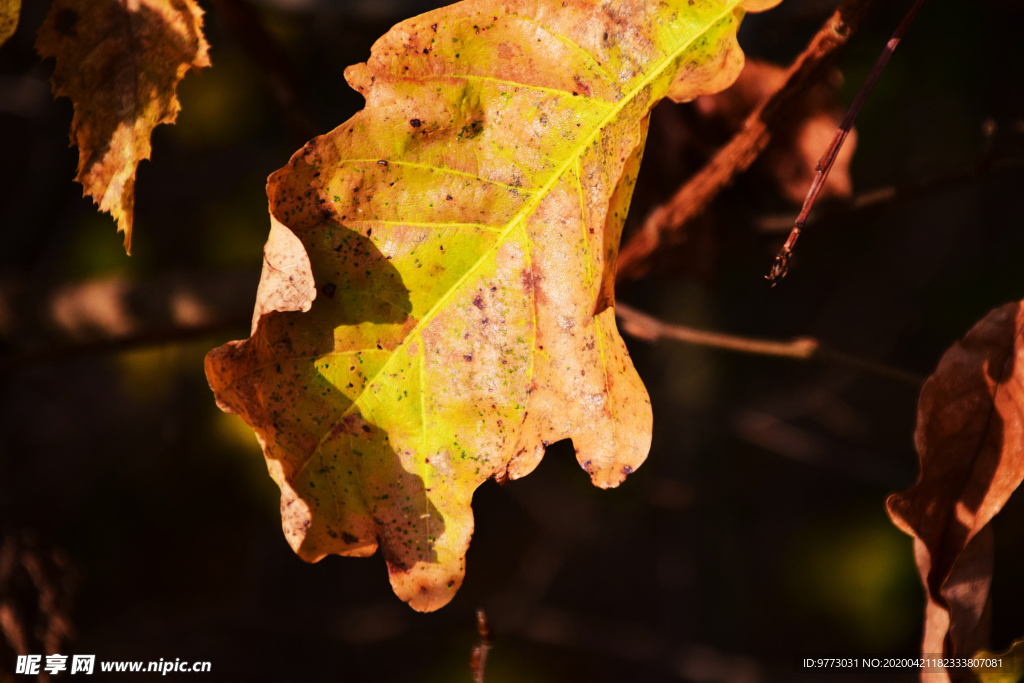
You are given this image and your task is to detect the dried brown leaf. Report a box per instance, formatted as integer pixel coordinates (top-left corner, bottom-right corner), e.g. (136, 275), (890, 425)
(695, 58), (857, 203)
(888, 302), (1024, 679)
(36, 0), (211, 254)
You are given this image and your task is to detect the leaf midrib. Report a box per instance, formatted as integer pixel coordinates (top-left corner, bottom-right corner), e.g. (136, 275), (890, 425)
(315, 1), (739, 449)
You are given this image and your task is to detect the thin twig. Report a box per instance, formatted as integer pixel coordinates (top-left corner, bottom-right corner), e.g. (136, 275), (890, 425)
(616, 0), (880, 283)
(767, 0), (929, 285)
(616, 302), (923, 386)
(755, 155), (1024, 233)
(470, 608), (493, 683)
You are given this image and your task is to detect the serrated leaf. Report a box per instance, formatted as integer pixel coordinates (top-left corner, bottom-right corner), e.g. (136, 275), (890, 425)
(36, 0), (211, 254)
(1, 0), (19, 47)
(207, 0), (778, 611)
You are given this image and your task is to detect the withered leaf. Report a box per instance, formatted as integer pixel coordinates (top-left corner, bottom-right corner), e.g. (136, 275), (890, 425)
(694, 58), (856, 204)
(0, 0), (19, 47)
(36, 0), (211, 254)
(888, 301), (1024, 679)
(207, 0), (780, 611)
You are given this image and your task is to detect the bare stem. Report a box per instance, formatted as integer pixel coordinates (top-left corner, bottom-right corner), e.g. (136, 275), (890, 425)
(767, 0), (929, 285)
(470, 609), (493, 683)
(616, 302), (923, 386)
(755, 156), (1024, 233)
(616, 0), (880, 283)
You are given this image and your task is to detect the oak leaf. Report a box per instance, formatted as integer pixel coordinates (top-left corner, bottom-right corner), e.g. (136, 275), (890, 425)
(888, 301), (1024, 681)
(36, 0), (211, 254)
(0, 0), (18, 47)
(207, 0), (779, 611)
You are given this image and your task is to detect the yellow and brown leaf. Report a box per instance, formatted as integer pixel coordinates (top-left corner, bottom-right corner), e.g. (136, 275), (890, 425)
(1, 0), (19, 47)
(207, 0), (779, 611)
(36, 0), (210, 254)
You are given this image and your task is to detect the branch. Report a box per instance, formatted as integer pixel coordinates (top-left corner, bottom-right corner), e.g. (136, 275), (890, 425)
(767, 0), (929, 285)
(0, 271), (257, 374)
(615, 302), (923, 386)
(469, 609), (493, 683)
(616, 0), (880, 283)
(754, 155), (1024, 234)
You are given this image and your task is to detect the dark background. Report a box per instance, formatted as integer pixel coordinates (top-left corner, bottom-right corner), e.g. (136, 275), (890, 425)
(2, 0), (1024, 680)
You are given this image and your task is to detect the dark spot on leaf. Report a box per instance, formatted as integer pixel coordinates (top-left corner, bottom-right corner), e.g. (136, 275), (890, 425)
(410, 119), (422, 127)
(321, 283), (336, 298)
(341, 532), (358, 544)
(521, 269), (534, 292)
(473, 295), (484, 310)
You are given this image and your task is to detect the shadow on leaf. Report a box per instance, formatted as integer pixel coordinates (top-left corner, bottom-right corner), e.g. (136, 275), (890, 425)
(207, 216), (449, 606)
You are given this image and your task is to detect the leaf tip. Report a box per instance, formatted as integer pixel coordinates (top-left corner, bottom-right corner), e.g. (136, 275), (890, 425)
(740, 0), (784, 11)
(389, 561), (464, 613)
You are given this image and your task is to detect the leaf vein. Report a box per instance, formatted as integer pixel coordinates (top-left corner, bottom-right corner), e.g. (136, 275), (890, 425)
(513, 15), (620, 93)
(315, 2), (738, 451)
(338, 158), (535, 193)
(404, 73), (615, 107)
